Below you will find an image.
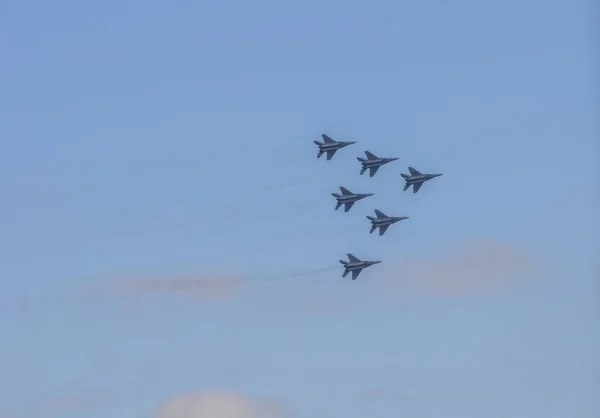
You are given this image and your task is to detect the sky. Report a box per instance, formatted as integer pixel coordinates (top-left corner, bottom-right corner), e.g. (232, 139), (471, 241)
(0, 0), (598, 417)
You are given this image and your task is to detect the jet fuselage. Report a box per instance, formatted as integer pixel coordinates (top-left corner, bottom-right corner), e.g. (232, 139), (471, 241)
(336, 193), (372, 203)
(344, 261), (381, 271)
(360, 157), (398, 168)
(318, 141), (354, 151)
(404, 174), (442, 184)
(370, 216), (408, 226)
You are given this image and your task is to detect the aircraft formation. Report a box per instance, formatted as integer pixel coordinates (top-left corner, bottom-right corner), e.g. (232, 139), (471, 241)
(314, 134), (443, 281)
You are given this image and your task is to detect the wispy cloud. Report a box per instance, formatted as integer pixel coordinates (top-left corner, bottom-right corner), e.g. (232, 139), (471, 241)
(79, 238), (545, 308)
(381, 238), (546, 295)
(153, 391), (290, 418)
(119, 275), (246, 301)
(87, 265), (339, 305)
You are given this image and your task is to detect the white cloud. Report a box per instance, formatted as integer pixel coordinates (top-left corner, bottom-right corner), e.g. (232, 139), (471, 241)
(153, 391), (290, 418)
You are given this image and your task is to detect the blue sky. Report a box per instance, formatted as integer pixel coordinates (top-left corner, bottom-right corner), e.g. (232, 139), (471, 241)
(0, 0), (598, 417)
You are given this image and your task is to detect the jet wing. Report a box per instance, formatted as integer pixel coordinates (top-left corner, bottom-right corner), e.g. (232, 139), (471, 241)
(413, 182), (423, 193)
(379, 225), (389, 236)
(326, 149), (337, 160)
(351, 269), (362, 280)
(369, 166), (380, 177)
(344, 201), (355, 212)
(374, 209), (386, 218)
(339, 187), (352, 195)
(365, 151), (377, 160)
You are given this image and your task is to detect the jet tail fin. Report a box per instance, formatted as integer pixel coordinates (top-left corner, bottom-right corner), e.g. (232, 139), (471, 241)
(357, 157), (366, 162)
(339, 260), (348, 265)
(401, 173), (409, 179)
(408, 167), (421, 176)
(313, 140), (322, 146)
(403, 183), (410, 191)
(374, 209), (386, 218)
(366, 215), (375, 221)
(321, 134), (335, 143)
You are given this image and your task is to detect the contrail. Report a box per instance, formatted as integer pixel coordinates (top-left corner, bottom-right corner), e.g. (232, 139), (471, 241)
(250, 265), (340, 282)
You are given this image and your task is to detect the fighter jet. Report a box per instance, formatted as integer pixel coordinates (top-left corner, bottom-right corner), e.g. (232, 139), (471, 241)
(367, 209), (409, 236)
(339, 253), (381, 280)
(357, 151), (399, 177)
(332, 186), (374, 212)
(313, 134), (356, 160)
(401, 167), (443, 193)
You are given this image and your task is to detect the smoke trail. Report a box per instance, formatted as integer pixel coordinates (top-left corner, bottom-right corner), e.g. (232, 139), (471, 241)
(250, 265), (339, 282)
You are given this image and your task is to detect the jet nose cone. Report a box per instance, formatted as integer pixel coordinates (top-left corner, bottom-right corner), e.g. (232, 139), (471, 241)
(434, 173), (443, 177)
(390, 157), (399, 161)
(373, 261), (382, 264)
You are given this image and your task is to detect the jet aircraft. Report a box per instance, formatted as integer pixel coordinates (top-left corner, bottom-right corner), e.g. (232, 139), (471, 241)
(332, 186), (374, 212)
(367, 209), (409, 236)
(357, 151), (399, 177)
(339, 253), (381, 280)
(401, 167), (443, 193)
(313, 134), (356, 160)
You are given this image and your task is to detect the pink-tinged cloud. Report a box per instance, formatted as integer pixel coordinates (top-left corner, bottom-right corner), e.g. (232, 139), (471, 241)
(80, 275), (247, 303)
(92, 265), (340, 304)
(84, 238), (545, 306)
(381, 238), (546, 295)
(120, 276), (246, 300)
(153, 391), (290, 418)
